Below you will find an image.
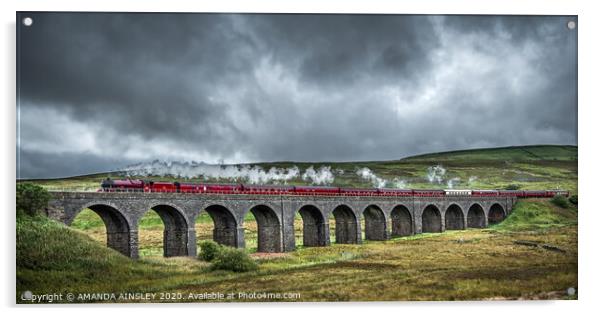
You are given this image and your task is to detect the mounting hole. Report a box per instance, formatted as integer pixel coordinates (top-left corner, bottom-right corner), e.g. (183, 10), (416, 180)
(22, 17), (33, 27)
(567, 287), (576, 296)
(567, 20), (576, 30)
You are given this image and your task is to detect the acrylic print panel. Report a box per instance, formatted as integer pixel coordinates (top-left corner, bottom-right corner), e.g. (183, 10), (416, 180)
(16, 12), (578, 303)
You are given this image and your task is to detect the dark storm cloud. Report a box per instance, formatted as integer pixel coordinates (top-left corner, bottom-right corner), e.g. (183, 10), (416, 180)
(19, 13), (249, 142)
(249, 15), (439, 88)
(17, 13), (577, 178)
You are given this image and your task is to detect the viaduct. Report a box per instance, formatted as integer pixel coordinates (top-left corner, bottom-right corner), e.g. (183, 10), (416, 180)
(46, 192), (516, 259)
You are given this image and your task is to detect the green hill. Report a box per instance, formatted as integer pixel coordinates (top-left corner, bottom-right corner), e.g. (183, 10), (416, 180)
(403, 145), (577, 161)
(17, 214), (151, 295)
(20, 145), (578, 193)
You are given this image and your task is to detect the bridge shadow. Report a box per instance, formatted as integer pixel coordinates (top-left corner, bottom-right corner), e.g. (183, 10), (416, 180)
(70, 204), (133, 258)
(391, 205), (413, 237)
(246, 205), (282, 253)
(198, 205), (239, 248)
(422, 205), (442, 233)
(445, 204), (465, 230)
(488, 203), (506, 224)
(467, 204), (486, 228)
(295, 205), (328, 248)
(139, 205), (189, 257)
(330, 205), (360, 244)
(363, 205), (387, 241)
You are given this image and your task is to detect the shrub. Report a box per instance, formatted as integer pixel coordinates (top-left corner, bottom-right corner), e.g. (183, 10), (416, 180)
(569, 195), (578, 206)
(551, 194), (570, 208)
(210, 247), (258, 272)
(198, 240), (221, 262)
(16, 183), (51, 216)
(504, 184), (522, 190)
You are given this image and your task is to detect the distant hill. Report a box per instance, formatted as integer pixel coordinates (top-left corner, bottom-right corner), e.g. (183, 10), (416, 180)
(402, 145), (577, 162)
(20, 145), (578, 193)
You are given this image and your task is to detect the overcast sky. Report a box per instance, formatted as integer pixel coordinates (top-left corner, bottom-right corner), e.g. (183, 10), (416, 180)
(17, 13), (577, 179)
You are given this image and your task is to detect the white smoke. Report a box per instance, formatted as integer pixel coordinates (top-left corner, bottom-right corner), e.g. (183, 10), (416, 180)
(302, 166), (335, 185)
(426, 165), (447, 184)
(121, 161), (418, 188)
(447, 177), (461, 189)
(123, 160), (301, 184)
(243, 165), (301, 184)
(391, 178), (408, 189)
(122, 161), (341, 185)
(356, 167), (388, 188)
(468, 176), (478, 186)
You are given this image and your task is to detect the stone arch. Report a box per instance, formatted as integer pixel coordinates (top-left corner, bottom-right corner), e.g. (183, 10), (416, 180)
(488, 203), (506, 225)
(422, 205), (442, 233)
(72, 203), (133, 257)
(391, 205), (413, 237)
(143, 204), (189, 257)
(297, 205), (328, 247)
(363, 205), (387, 240)
(332, 205), (359, 244)
(200, 204), (239, 248)
(248, 204), (282, 252)
(444, 204), (465, 230)
(467, 204), (486, 228)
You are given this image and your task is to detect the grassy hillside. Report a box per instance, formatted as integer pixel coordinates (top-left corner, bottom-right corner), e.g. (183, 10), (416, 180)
(404, 145), (577, 161)
(20, 145), (578, 193)
(17, 198), (577, 302)
(16, 145), (578, 302)
(17, 214), (225, 299)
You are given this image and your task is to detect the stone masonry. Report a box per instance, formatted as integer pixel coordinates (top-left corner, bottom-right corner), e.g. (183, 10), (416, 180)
(46, 192), (517, 259)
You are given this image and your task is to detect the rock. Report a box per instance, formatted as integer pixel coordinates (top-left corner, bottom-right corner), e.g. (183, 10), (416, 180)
(513, 240), (539, 247)
(541, 244), (566, 253)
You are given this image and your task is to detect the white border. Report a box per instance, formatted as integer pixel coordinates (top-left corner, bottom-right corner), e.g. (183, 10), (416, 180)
(2, 1), (601, 315)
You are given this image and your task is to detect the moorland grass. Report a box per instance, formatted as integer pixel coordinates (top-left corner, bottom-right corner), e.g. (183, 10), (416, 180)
(492, 199), (577, 231)
(16, 145), (578, 302)
(17, 198), (577, 302)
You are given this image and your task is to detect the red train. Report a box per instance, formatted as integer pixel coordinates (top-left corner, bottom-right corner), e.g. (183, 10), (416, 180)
(100, 178), (569, 198)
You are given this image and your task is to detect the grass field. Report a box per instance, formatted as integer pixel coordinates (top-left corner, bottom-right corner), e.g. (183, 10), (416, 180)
(16, 145), (578, 302)
(17, 199), (577, 302)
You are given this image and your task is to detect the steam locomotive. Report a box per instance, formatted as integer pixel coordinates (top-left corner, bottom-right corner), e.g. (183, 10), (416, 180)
(100, 178), (569, 198)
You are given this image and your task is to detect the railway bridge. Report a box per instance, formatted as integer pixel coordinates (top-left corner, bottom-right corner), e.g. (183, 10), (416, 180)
(46, 192), (517, 259)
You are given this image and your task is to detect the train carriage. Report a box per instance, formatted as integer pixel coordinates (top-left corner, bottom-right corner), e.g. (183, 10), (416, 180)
(340, 187), (379, 196)
(471, 190), (499, 197)
(499, 190), (521, 197)
(243, 184), (294, 195)
(101, 178), (144, 191)
(295, 185), (340, 195)
(412, 189), (445, 197)
(444, 189), (472, 196)
(99, 178), (569, 199)
(148, 181), (175, 192)
(378, 188), (413, 196)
